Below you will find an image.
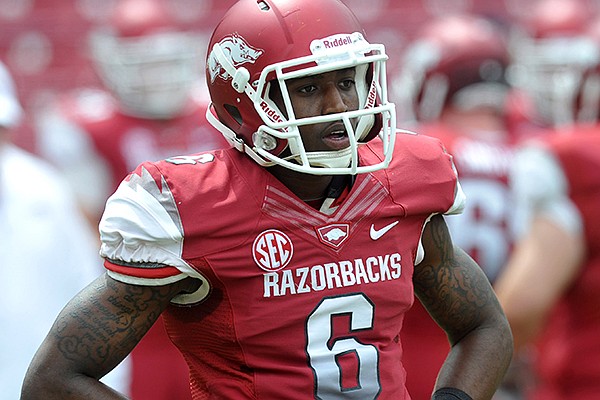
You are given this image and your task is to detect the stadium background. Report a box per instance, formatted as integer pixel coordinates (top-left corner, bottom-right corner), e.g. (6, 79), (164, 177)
(0, 0), (597, 150)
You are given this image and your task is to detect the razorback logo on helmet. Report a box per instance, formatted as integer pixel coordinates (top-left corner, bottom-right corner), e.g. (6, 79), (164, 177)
(316, 223), (350, 249)
(207, 33), (264, 83)
(252, 229), (294, 272)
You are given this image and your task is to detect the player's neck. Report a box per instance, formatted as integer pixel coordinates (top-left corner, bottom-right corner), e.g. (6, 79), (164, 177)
(269, 165), (334, 202)
(269, 167), (354, 212)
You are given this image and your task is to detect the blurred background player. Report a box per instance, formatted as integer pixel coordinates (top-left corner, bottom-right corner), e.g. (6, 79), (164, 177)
(393, 13), (523, 399)
(33, 1), (228, 399)
(36, 0), (228, 228)
(495, 119), (600, 400)
(494, 7), (600, 400)
(0, 59), (129, 399)
(505, 0), (600, 136)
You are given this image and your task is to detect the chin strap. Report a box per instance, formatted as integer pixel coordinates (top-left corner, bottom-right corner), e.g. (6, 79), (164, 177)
(206, 104), (355, 171)
(301, 147), (352, 169)
(205, 104), (277, 167)
(205, 104), (241, 150)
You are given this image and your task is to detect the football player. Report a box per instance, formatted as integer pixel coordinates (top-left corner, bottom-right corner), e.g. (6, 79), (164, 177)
(495, 7), (600, 399)
(495, 125), (600, 400)
(505, 0), (600, 132)
(34, 1), (228, 399)
(36, 0), (229, 228)
(393, 14), (524, 400)
(22, 0), (512, 399)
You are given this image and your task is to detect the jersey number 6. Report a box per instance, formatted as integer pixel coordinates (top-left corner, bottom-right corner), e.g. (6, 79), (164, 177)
(306, 293), (381, 399)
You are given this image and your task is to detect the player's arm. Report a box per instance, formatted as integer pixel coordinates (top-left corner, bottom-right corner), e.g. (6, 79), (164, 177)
(494, 216), (584, 350)
(413, 214), (513, 400)
(21, 271), (201, 400)
(493, 145), (585, 350)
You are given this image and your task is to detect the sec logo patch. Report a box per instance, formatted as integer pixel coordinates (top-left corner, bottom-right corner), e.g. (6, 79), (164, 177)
(252, 229), (294, 272)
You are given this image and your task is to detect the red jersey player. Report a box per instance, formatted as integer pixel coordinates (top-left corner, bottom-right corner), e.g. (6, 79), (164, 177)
(496, 3), (600, 399)
(21, 0), (513, 399)
(34, 1), (228, 399)
(36, 0), (229, 228)
(393, 14), (521, 399)
(495, 126), (600, 400)
(496, 7), (600, 389)
(505, 0), (600, 135)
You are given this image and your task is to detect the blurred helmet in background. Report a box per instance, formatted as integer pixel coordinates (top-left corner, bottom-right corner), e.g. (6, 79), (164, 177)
(89, 0), (204, 119)
(507, 0), (600, 127)
(394, 14), (510, 124)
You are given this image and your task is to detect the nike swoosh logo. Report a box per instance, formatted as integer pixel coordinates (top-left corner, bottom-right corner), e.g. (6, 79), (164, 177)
(370, 220), (399, 240)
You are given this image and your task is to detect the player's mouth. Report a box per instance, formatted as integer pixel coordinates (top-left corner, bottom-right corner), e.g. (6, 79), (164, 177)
(321, 123), (350, 150)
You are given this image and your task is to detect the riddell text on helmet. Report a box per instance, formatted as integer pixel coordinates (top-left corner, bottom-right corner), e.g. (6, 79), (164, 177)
(322, 35), (354, 48)
(260, 101), (285, 124)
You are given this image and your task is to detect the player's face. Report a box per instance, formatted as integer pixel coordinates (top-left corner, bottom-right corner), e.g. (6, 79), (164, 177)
(272, 67), (359, 153)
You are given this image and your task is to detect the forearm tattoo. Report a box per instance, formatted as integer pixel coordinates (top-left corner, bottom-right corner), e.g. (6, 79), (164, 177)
(413, 216), (494, 341)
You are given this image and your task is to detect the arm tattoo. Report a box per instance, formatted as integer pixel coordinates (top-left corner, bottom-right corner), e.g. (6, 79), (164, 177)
(51, 275), (180, 376)
(413, 215), (495, 342)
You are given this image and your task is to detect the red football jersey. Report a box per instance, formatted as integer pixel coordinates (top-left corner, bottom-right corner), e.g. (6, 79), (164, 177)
(529, 129), (600, 400)
(100, 132), (463, 399)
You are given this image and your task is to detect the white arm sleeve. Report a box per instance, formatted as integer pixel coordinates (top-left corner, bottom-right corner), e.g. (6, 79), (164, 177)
(99, 166), (209, 304)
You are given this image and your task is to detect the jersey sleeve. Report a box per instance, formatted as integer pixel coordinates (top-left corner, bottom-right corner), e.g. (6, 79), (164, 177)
(99, 162), (209, 303)
(446, 156), (467, 216)
(510, 143), (583, 236)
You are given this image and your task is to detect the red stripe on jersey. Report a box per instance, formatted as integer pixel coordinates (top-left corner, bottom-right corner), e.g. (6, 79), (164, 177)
(104, 260), (181, 279)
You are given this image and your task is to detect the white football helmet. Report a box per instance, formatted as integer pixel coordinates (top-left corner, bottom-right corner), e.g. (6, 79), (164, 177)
(507, 0), (600, 127)
(89, 0), (204, 119)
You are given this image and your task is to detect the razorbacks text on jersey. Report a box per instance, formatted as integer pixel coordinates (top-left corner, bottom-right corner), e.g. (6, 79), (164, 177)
(99, 131), (464, 399)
